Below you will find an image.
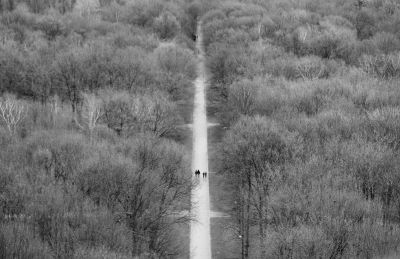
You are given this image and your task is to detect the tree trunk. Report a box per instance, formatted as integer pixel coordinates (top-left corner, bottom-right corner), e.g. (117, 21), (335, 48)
(7, 0), (13, 10)
(131, 223), (142, 257)
(72, 101), (77, 121)
(240, 180), (245, 259)
(244, 173), (251, 258)
(258, 192), (266, 258)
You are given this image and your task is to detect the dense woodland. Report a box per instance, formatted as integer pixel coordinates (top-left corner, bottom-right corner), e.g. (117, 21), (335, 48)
(204, 0), (400, 258)
(2, 0), (400, 258)
(0, 0), (205, 258)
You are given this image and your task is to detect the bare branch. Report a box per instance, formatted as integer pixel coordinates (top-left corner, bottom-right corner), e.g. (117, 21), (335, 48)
(81, 92), (103, 141)
(0, 95), (25, 136)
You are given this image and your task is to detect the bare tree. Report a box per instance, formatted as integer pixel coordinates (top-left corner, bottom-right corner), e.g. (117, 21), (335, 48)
(81, 93), (102, 142)
(53, 50), (84, 122)
(360, 53), (400, 79)
(100, 90), (132, 136)
(296, 58), (325, 80)
(0, 95), (25, 136)
(74, 0), (100, 18)
(228, 79), (258, 116)
(221, 116), (295, 258)
(355, 0), (366, 10)
(49, 95), (60, 127)
(110, 136), (193, 257)
(131, 92), (181, 137)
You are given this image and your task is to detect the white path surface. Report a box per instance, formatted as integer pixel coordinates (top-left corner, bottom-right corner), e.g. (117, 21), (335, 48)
(190, 21), (212, 259)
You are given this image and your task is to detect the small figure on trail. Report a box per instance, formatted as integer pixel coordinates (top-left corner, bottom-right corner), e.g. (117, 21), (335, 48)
(203, 172), (207, 178)
(195, 170), (200, 177)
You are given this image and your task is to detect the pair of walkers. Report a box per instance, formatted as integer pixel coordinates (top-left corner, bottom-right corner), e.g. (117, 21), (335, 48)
(194, 169), (207, 178)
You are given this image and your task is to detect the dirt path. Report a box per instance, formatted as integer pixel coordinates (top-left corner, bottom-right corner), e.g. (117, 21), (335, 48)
(190, 21), (212, 259)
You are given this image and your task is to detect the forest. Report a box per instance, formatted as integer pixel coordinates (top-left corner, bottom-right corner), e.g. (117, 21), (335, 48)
(0, 0), (204, 258)
(204, 0), (400, 258)
(1, 0), (400, 258)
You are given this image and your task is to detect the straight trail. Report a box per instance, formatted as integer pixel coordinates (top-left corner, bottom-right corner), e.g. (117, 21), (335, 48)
(190, 21), (212, 259)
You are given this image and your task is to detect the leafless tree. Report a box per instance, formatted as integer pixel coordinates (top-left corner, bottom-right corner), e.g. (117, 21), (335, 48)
(360, 53), (400, 79)
(131, 93), (180, 137)
(0, 95), (25, 136)
(221, 116), (294, 258)
(53, 50), (84, 122)
(114, 136), (192, 257)
(355, 0), (366, 10)
(49, 95), (60, 127)
(296, 59), (325, 80)
(74, 0), (100, 18)
(81, 93), (102, 142)
(228, 79), (258, 116)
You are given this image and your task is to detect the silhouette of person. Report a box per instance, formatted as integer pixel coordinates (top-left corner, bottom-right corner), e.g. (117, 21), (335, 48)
(203, 172), (207, 178)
